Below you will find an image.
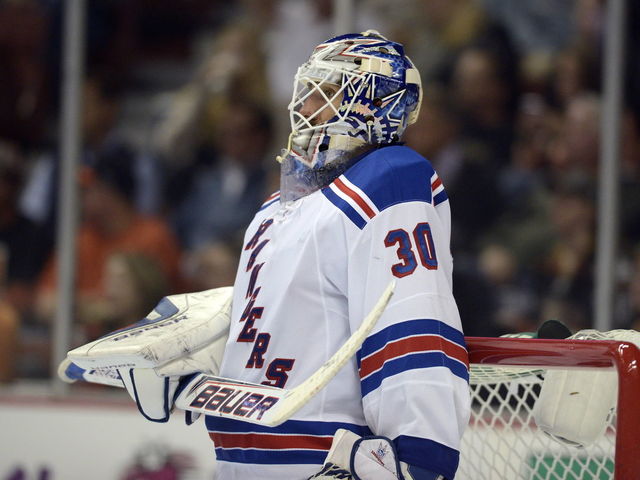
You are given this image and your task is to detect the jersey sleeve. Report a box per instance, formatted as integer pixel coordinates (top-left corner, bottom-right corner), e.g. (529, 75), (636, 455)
(325, 146), (470, 479)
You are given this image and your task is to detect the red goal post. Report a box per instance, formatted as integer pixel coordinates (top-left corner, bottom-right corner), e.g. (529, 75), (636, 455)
(462, 336), (640, 479)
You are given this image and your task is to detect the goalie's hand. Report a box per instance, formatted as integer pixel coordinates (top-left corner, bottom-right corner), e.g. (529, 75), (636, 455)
(308, 429), (444, 480)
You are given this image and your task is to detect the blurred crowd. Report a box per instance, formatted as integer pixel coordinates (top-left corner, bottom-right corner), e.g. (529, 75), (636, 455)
(0, 0), (638, 381)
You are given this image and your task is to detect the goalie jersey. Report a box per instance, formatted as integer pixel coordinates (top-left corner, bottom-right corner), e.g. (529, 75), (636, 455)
(207, 145), (470, 479)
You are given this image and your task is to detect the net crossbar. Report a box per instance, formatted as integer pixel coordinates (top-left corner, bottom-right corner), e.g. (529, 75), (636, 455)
(459, 337), (640, 480)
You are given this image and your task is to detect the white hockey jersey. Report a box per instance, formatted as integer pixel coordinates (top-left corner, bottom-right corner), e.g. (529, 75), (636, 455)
(206, 145), (471, 479)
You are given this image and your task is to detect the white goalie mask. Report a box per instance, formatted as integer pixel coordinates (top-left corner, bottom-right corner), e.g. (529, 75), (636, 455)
(278, 30), (423, 202)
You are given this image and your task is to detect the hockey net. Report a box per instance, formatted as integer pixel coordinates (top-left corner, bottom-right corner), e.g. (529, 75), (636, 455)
(458, 331), (640, 480)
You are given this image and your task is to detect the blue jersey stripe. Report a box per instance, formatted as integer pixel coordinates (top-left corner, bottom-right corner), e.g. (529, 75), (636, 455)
(215, 447), (327, 465)
(259, 197), (280, 211)
(361, 319), (466, 358)
(321, 185), (367, 229)
(206, 417), (372, 436)
(209, 418), (372, 466)
(433, 190), (448, 205)
(258, 191), (280, 211)
(360, 351), (470, 396)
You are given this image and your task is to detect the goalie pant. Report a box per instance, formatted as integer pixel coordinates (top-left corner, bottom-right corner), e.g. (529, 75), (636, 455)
(206, 146), (471, 479)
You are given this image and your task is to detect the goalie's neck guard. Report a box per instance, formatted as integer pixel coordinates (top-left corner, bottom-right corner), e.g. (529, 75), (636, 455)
(278, 30), (422, 203)
(279, 141), (371, 203)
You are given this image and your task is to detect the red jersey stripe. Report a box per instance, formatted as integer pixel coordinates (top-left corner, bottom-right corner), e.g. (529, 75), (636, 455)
(334, 177), (376, 219)
(263, 192), (280, 203)
(359, 335), (469, 379)
(431, 177), (443, 190)
(209, 432), (333, 451)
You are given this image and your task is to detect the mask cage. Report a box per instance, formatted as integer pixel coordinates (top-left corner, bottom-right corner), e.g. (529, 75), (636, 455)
(289, 63), (369, 147)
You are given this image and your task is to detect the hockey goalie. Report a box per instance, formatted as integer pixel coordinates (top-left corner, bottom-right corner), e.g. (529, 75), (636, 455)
(61, 30), (471, 480)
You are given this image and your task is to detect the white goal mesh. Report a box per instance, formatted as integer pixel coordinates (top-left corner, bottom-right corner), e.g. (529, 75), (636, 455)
(460, 365), (615, 479)
(457, 330), (640, 480)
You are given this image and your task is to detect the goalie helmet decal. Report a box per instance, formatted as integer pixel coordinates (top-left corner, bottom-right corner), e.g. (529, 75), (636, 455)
(279, 30), (423, 202)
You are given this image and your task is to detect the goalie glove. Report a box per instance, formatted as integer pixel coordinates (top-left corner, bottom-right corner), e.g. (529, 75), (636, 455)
(63, 287), (233, 424)
(308, 429), (445, 480)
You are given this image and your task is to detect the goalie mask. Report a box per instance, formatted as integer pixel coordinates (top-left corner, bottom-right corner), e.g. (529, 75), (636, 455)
(279, 30), (423, 202)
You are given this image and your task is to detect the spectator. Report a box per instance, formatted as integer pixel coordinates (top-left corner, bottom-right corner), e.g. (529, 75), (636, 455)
(451, 44), (518, 168)
(0, 244), (19, 382)
(551, 46), (600, 109)
(479, 0), (573, 57)
(20, 71), (161, 232)
(0, 141), (52, 379)
(498, 93), (558, 206)
(405, 85), (503, 255)
(98, 252), (170, 338)
(170, 100), (273, 249)
(539, 184), (596, 331)
(0, 303), (19, 382)
(388, 0), (491, 82)
(619, 110), (640, 244)
(0, 1), (50, 148)
(619, 247), (640, 330)
(449, 256), (502, 337)
(478, 243), (539, 333)
(36, 146), (182, 340)
(182, 241), (240, 292)
(150, 9), (272, 167)
(0, 141), (51, 318)
(546, 93), (600, 189)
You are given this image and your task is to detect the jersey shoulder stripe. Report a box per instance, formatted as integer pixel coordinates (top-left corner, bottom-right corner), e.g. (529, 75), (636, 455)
(358, 319), (469, 397)
(322, 183), (368, 229)
(259, 191), (280, 211)
(322, 146), (445, 228)
(431, 172), (448, 206)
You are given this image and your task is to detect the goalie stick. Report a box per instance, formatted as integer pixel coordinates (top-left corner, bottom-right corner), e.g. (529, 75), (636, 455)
(60, 280), (395, 427)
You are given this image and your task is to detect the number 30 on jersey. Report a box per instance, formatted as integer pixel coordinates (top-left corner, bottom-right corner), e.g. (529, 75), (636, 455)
(384, 222), (438, 277)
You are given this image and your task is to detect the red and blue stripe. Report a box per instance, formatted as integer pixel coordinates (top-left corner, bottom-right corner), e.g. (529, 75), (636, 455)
(321, 146), (448, 228)
(259, 191), (280, 211)
(206, 417), (372, 465)
(358, 319), (468, 397)
(431, 173), (448, 206)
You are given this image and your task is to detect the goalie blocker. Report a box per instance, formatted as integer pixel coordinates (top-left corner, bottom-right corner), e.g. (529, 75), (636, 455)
(66, 287), (232, 422)
(61, 281), (395, 427)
